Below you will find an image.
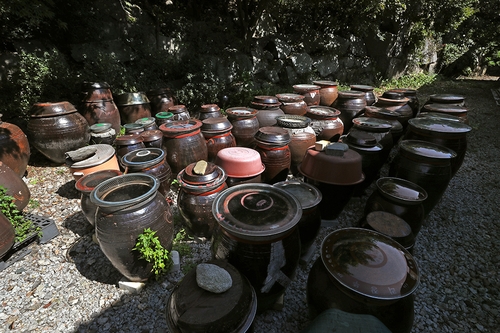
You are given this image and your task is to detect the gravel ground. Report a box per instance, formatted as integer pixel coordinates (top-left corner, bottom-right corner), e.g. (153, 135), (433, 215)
(1, 77), (500, 333)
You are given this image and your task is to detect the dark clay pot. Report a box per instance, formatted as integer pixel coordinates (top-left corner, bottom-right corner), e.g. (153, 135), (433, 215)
(313, 80), (339, 106)
(276, 93), (308, 116)
(387, 88), (419, 117)
(350, 84), (377, 106)
(160, 119), (208, 176)
(91, 173), (174, 282)
(168, 105), (191, 122)
(89, 123), (116, 146)
(363, 106), (404, 145)
(389, 140), (456, 218)
(351, 117), (394, 163)
(0, 113), (30, 177)
(251, 96), (285, 127)
(364, 177), (427, 237)
(27, 102), (90, 164)
(114, 134), (146, 163)
(374, 93), (413, 130)
(114, 92), (152, 124)
(198, 104), (223, 121)
(146, 88), (176, 116)
(421, 104), (469, 124)
(0, 211), (15, 259)
(226, 107), (260, 148)
(254, 127), (291, 184)
(177, 161), (228, 238)
(155, 111), (175, 127)
(79, 99), (121, 136)
(201, 117), (237, 163)
(293, 84), (321, 106)
(140, 130), (164, 149)
(332, 90), (367, 134)
(0, 161), (30, 211)
(307, 106), (344, 142)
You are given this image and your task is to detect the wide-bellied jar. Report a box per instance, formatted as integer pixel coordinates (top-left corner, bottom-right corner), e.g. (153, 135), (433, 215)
(387, 88), (419, 117)
(306, 106), (344, 142)
(27, 101), (90, 164)
(332, 90), (367, 134)
(421, 103), (469, 124)
(114, 134), (146, 162)
(274, 180), (322, 256)
(276, 93), (308, 116)
(350, 84), (376, 106)
(404, 117), (471, 176)
(114, 92), (152, 124)
(307, 228), (419, 333)
(364, 177), (428, 237)
(389, 140), (457, 218)
(79, 82), (121, 135)
(374, 92), (413, 130)
(146, 88), (176, 116)
(0, 113), (30, 177)
(201, 117), (236, 163)
(416, 111), (464, 123)
(198, 104), (223, 121)
(75, 169), (123, 226)
(177, 161), (228, 238)
(363, 106), (404, 144)
(215, 147), (265, 187)
(168, 104), (191, 122)
(140, 129), (163, 149)
(254, 126), (291, 184)
(299, 143), (365, 220)
(293, 84), (321, 106)
(226, 107), (260, 148)
(211, 183), (302, 312)
(421, 93), (465, 112)
(313, 80), (339, 106)
(160, 119), (208, 176)
(351, 117), (394, 163)
(121, 147), (173, 197)
(251, 95), (285, 127)
(91, 173), (174, 282)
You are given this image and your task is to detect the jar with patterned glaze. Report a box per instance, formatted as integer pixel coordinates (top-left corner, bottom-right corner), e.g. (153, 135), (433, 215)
(293, 84), (321, 106)
(306, 106), (344, 142)
(79, 82), (121, 135)
(168, 104), (191, 122)
(251, 96), (284, 127)
(276, 93), (308, 116)
(198, 104), (223, 121)
(254, 127), (292, 184)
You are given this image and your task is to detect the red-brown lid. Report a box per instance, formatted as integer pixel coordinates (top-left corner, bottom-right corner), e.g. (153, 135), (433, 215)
(160, 119), (202, 138)
(215, 147), (265, 178)
(30, 101), (78, 117)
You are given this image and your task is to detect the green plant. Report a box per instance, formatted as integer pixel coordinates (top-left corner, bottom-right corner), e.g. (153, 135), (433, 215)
(133, 228), (172, 279)
(27, 198), (40, 210)
(377, 73), (438, 93)
(172, 228), (192, 257)
(0, 186), (40, 242)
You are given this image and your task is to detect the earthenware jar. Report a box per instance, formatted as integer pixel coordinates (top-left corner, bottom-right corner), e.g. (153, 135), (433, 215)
(251, 96), (284, 127)
(299, 143), (365, 220)
(226, 107), (260, 148)
(313, 80), (339, 106)
(416, 112), (464, 123)
(276, 93), (308, 116)
(306, 106), (344, 142)
(121, 147), (173, 197)
(274, 180), (322, 256)
(215, 147), (265, 187)
(91, 173), (174, 282)
(211, 183), (302, 312)
(79, 82), (121, 135)
(0, 161), (30, 211)
(160, 119), (208, 175)
(27, 101), (90, 164)
(114, 134), (146, 162)
(421, 104), (469, 124)
(201, 117), (236, 163)
(374, 92), (413, 129)
(293, 84), (321, 106)
(168, 104), (191, 122)
(198, 104), (223, 121)
(307, 228), (419, 333)
(350, 84), (376, 106)
(177, 161), (228, 238)
(75, 169), (123, 226)
(332, 90), (367, 134)
(422, 94), (465, 112)
(81, 81), (114, 101)
(146, 88), (176, 116)
(123, 123), (144, 135)
(0, 113), (30, 177)
(114, 92), (152, 124)
(363, 106), (404, 144)
(66, 144), (121, 181)
(89, 123), (116, 146)
(404, 117), (472, 176)
(0, 212), (15, 259)
(155, 111), (175, 127)
(135, 117), (158, 131)
(387, 88), (419, 117)
(254, 127), (291, 184)
(364, 177), (427, 237)
(140, 130), (163, 149)
(351, 117), (394, 163)
(166, 260), (257, 333)
(389, 140), (456, 218)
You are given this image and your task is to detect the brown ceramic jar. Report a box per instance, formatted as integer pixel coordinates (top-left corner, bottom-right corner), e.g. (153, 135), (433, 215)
(388, 88), (419, 117)
(306, 106), (344, 142)
(421, 103), (469, 124)
(251, 96), (285, 127)
(375, 92), (413, 129)
(0, 161), (30, 211)
(350, 84), (376, 106)
(114, 134), (146, 162)
(313, 80), (339, 106)
(293, 84), (321, 106)
(198, 104), (223, 121)
(276, 93), (308, 116)
(332, 90), (367, 134)
(363, 106), (404, 144)
(114, 92), (152, 124)
(140, 129), (164, 149)
(0, 113), (30, 177)
(351, 116), (394, 163)
(226, 107), (260, 148)
(254, 127), (292, 184)
(168, 104), (191, 122)
(146, 88), (176, 116)
(0, 212), (15, 259)
(201, 117), (237, 163)
(79, 82), (121, 135)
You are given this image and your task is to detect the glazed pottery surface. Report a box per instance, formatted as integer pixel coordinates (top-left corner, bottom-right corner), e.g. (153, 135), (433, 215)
(351, 117), (394, 163)
(350, 84), (376, 106)
(226, 107), (260, 148)
(254, 127), (291, 184)
(115, 92), (152, 124)
(114, 134), (146, 162)
(67, 144), (120, 181)
(293, 84), (321, 106)
(0, 161), (30, 211)
(306, 106), (344, 141)
(276, 93), (308, 116)
(79, 99), (121, 135)
(0, 114), (30, 177)
(0, 212), (15, 259)
(387, 88), (419, 117)
(202, 118), (236, 163)
(146, 88), (176, 116)
(198, 104), (223, 120)
(374, 94), (412, 130)
(313, 80), (339, 106)
(168, 105), (191, 122)
(332, 90), (367, 134)
(421, 103), (469, 124)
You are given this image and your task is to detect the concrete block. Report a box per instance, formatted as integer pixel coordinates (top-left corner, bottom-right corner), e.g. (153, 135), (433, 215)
(119, 278), (145, 293)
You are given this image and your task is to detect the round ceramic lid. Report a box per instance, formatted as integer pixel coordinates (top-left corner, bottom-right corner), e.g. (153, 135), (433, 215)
(90, 123), (112, 133)
(155, 112), (174, 119)
(253, 95), (279, 104)
(30, 101), (77, 117)
(408, 117), (471, 134)
(365, 211), (413, 239)
(160, 119), (202, 137)
(429, 94), (464, 103)
(212, 183), (302, 240)
(276, 115), (311, 128)
(321, 228), (419, 301)
(168, 104), (188, 114)
(388, 88), (417, 96)
(313, 80), (338, 86)
(350, 84), (374, 92)
(399, 140), (457, 160)
(201, 117), (233, 133)
(293, 84), (321, 91)
(140, 130), (163, 142)
(121, 148), (165, 169)
(200, 104), (220, 112)
(68, 144), (115, 168)
(135, 117), (156, 126)
(178, 161), (227, 191)
(423, 103), (468, 114)
(417, 112), (463, 122)
(344, 130), (378, 148)
(255, 126), (291, 145)
(352, 117), (392, 131)
(307, 106), (341, 119)
(226, 107), (258, 118)
(275, 93), (305, 102)
(338, 90), (365, 99)
(273, 180), (322, 209)
(363, 106), (400, 119)
(376, 177), (427, 203)
(114, 134), (143, 146)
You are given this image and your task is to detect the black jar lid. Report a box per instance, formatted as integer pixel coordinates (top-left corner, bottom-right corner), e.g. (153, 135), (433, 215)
(135, 117), (156, 126)
(121, 148), (165, 170)
(350, 84), (374, 92)
(352, 117), (392, 132)
(178, 160), (227, 191)
(212, 183), (302, 241)
(399, 140), (457, 160)
(30, 101), (78, 117)
(321, 227), (419, 301)
(254, 126), (291, 145)
(253, 95), (279, 104)
(429, 93), (465, 104)
(200, 104), (221, 113)
(313, 80), (338, 87)
(363, 106), (400, 120)
(422, 103), (468, 114)
(417, 112), (463, 122)
(337, 90), (365, 99)
(365, 211), (414, 241)
(343, 129), (378, 148)
(201, 117), (233, 133)
(168, 104), (188, 114)
(123, 123), (144, 133)
(376, 177), (427, 204)
(273, 180), (322, 210)
(388, 88), (417, 96)
(408, 117), (471, 134)
(382, 91), (406, 100)
(114, 134), (143, 146)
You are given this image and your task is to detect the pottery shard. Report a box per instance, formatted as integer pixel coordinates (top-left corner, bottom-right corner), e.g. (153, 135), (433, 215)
(196, 263), (232, 293)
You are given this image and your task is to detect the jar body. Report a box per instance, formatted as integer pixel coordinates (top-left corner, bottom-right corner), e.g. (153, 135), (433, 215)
(255, 143), (291, 184)
(332, 92), (366, 134)
(293, 85), (321, 106)
(255, 107), (285, 127)
(162, 131), (208, 175)
(203, 130), (237, 163)
(0, 117), (30, 177)
(375, 99), (413, 130)
(309, 118), (344, 142)
(115, 141), (146, 162)
(117, 103), (152, 125)
(304, 178), (356, 220)
(79, 100), (121, 135)
(314, 83), (338, 107)
(289, 132), (317, 175)
(0, 212), (15, 259)
(228, 115), (259, 148)
(123, 160), (172, 198)
(147, 89), (176, 116)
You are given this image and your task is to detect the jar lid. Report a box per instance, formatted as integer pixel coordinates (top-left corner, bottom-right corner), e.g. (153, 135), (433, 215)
(124, 123), (144, 133)
(343, 129), (378, 148)
(416, 112), (463, 123)
(350, 84), (374, 92)
(121, 148), (165, 170)
(276, 115), (311, 129)
(306, 106), (341, 119)
(254, 126), (291, 145)
(293, 84), (321, 91)
(253, 95), (279, 104)
(114, 92), (150, 105)
(422, 103), (468, 114)
(408, 117), (471, 134)
(90, 122), (112, 133)
(82, 82), (110, 90)
(30, 101), (78, 117)
(160, 119), (202, 137)
(135, 117), (156, 126)
(321, 228), (419, 301)
(66, 144), (115, 168)
(168, 104), (188, 114)
(388, 88), (417, 96)
(275, 93), (305, 103)
(250, 101), (282, 109)
(337, 90), (365, 99)
(155, 111), (174, 119)
(429, 93), (464, 104)
(365, 211), (413, 239)
(399, 139), (457, 160)
(200, 104), (221, 113)
(178, 161), (227, 191)
(212, 183), (302, 240)
(215, 147), (265, 178)
(376, 177), (427, 204)
(363, 106), (400, 120)
(140, 129), (163, 142)
(201, 117), (233, 133)
(273, 180), (322, 209)
(75, 169), (123, 194)
(226, 107), (258, 119)
(352, 117), (392, 131)
(382, 91), (406, 100)
(313, 80), (338, 87)
(114, 134), (143, 146)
